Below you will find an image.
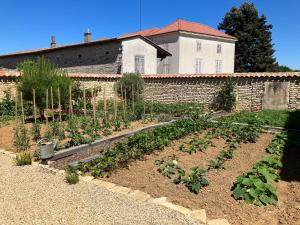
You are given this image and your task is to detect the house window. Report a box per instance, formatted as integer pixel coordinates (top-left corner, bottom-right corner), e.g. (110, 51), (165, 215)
(195, 58), (202, 73)
(135, 55), (145, 74)
(163, 64), (169, 74)
(217, 44), (222, 54)
(215, 60), (222, 73)
(196, 41), (202, 52)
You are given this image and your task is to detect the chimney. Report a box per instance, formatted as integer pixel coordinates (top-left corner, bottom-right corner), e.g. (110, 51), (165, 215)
(50, 35), (56, 48)
(84, 28), (92, 42)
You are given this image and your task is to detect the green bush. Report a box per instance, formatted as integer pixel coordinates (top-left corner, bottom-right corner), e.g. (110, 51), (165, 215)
(214, 80), (236, 111)
(31, 123), (41, 141)
(13, 123), (30, 151)
(15, 151), (32, 166)
(65, 166), (79, 185)
(116, 73), (144, 102)
(0, 89), (15, 116)
(17, 57), (72, 112)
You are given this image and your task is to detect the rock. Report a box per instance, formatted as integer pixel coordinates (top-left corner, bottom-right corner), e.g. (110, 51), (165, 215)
(129, 190), (151, 202)
(189, 209), (207, 224)
(91, 179), (116, 189)
(80, 175), (94, 182)
(111, 186), (132, 195)
(208, 218), (231, 225)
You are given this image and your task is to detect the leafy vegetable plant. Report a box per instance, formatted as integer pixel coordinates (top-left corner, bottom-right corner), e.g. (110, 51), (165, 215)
(183, 167), (209, 194)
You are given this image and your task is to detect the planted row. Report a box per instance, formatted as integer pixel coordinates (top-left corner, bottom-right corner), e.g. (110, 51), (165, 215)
(76, 117), (211, 177)
(231, 132), (287, 206)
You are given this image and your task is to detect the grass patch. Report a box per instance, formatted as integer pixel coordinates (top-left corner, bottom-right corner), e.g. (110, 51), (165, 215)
(224, 110), (300, 129)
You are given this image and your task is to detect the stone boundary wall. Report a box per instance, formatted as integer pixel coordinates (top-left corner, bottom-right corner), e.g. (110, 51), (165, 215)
(143, 76), (300, 111)
(1, 72), (300, 111)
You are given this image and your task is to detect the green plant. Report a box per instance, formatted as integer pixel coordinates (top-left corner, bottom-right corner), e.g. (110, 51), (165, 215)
(155, 155), (179, 178)
(17, 57), (72, 113)
(214, 80), (236, 111)
(116, 73), (144, 102)
(31, 123), (41, 141)
(112, 119), (121, 131)
(13, 123), (30, 151)
(266, 132), (287, 155)
(65, 166), (79, 185)
(14, 151), (32, 166)
(50, 121), (65, 140)
(183, 167), (209, 194)
(0, 89), (15, 116)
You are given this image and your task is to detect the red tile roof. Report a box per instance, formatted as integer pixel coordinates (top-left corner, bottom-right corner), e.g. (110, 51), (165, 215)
(121, 19), (237, 40)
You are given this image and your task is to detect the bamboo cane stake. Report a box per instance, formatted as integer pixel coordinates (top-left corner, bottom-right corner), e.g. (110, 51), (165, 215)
(69, 85), (73, 116)
(15, 92), (18, 120)
(33, 89), (37, 123)
(46, 89), (49, 126)
(92, 88), (96, 124)
(58, 87), (62, 122)
(50, 86), (54, 121)
(20, 92), (25, 125)
(83, 87), (87, 117)
(113, 86), (117, 120)
(124, 86), (127, 114)
(103, 84), (107, 120)
(132, 84), (135, 114)
(121, 84), (126, 119)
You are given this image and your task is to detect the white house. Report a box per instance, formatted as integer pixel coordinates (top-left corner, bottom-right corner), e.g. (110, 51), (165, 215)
(121, 19), (237, 74)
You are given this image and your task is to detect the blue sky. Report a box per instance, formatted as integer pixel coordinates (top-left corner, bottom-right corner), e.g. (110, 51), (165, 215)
(0, 0), (299, 69)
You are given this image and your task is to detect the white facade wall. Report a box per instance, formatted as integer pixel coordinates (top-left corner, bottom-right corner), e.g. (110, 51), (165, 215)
(178, 33), (235, 74)
(148, 32), (235, 74)
(149, 33), (180, 74)
(121, 38), (157, 74)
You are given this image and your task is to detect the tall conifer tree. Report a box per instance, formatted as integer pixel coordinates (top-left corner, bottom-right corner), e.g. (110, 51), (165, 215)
(219, 3), (277, 72)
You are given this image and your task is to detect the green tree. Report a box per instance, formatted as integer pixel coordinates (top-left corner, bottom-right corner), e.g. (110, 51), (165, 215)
(115, 73), (144, 102)
(17, 57), (72, 111)
(274, 64), (293, 72)
(218, 3), (277, 72)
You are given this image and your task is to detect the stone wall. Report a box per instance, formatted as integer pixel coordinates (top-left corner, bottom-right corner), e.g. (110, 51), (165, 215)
(1, 72), (300, 111)
(0, 42), (122, 74)
(142, 75), (300, 111)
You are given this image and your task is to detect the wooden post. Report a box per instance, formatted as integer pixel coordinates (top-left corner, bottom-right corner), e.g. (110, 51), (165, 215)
(20, 92), (25, 124)
(151, 100), (153, 121)
(113, 86), (117, 120)
(83, 87), (87, 117)
(92, 88), (96, 124)
(69, 85), (73, 116)
(57, 87), (62, 122)
(121, 84), (126, 119)
(15, 92), (18, 120)
(46, 89), (49, 126)
(33, 89), (37, 123)
(50, 86), (54, 121)
(132, 84), (135, 114)
(103, 84), (107, 120)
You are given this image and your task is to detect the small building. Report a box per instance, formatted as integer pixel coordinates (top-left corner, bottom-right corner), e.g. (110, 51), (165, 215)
(0, 32), (171, 74)
(121, 19), (237, 74)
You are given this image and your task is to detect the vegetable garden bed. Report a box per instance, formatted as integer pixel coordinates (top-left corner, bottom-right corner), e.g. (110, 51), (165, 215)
(72, 116), (300, 225)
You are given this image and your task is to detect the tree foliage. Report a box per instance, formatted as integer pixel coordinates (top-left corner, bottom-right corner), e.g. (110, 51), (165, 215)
(218, 3), (277, 72)
(214, 80), (236, 111)
(115, 73), (144, 102)
(17, 57), (72, 110)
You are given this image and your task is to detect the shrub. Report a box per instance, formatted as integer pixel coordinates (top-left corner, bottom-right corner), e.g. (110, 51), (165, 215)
(0, 89), (15, 116)
(31, 123), (41, 141)
(17, 57), (72, 112)
(15, 151), (32, 166)
(13, 123), (30, 151)
(214, 80), (236, 111)
(116, 73), (144, 102)
(65, 166), (79, 184)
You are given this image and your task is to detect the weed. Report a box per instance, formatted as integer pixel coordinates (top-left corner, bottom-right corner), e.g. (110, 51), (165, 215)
(15, 151), (32, 166)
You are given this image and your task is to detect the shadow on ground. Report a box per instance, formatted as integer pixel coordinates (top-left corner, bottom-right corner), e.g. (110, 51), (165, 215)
(280, 110), (300, 182)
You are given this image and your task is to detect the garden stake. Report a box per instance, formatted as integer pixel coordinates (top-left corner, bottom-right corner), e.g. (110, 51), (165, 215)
(15, 92), (18, 120)
(20, 92), (25, 125)
(69, 85), (73, 116)
(92, 88), (96, 125)
(83, 87), (87, 117)
(114, 86), (117, 120)
(103, 84), (107, 120)
(46, 89), (49, 126)
(33, 89), (37, 123)
(124, 86), (127, 117)
(121, 84), (126, 120)
(132, 84), (135, 114)
(58, 87), (62, 122)
(50, 86), (54, 121)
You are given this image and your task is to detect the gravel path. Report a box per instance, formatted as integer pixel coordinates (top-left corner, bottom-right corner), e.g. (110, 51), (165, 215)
(0, 153), (200, 225)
